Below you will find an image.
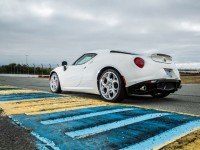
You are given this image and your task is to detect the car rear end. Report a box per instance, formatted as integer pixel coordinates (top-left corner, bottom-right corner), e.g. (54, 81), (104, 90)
(125, 53), (181, 96)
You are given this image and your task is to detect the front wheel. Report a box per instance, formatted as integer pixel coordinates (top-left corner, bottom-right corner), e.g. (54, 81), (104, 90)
(50, 72), (61, 93)
(99, 69), (125, 102)
(151, 92), (170, 98)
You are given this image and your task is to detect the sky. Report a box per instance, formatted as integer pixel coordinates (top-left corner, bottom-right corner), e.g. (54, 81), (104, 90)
(0, 0), (200, 69)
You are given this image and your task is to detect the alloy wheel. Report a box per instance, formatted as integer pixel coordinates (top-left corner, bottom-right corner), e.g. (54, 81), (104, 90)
(100, 71), (120, 100)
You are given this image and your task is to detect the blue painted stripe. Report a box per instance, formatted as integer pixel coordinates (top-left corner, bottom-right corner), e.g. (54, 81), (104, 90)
(65, 113), (170, 138)
(121, 119), (200, 150)
(0, 92), (65, 101)
(38, 106), (128, 121)
(21, 106), (128, 121)
(40, 108), (153, 133)
(60, 109), (156, 133)
(0, 87), (22, 90)
(41, 108), (134, 125)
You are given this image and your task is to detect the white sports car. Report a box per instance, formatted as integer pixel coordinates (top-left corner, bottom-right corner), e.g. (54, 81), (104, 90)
(50, 50), (181, 102)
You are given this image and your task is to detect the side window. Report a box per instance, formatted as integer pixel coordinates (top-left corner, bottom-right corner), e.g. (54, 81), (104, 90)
(73, 53), (97, 65)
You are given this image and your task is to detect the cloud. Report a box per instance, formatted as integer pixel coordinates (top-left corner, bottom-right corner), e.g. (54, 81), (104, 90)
(61, 7), (120, 27)
(29, 3), (54, 18)
(172, 21), (200, 32)
(0, 0), (200, 66)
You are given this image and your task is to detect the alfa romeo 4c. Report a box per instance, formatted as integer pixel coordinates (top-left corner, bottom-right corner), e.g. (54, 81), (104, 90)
(50, 50), (181, 102)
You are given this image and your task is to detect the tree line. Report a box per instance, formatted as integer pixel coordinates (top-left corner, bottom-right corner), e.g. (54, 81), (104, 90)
(0, 63), (52, 75)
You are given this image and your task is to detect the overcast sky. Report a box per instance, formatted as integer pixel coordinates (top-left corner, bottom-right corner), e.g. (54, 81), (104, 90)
(0, 0), (200, 68)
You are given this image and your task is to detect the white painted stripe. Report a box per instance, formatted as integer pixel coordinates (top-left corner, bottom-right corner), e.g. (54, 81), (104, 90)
(41, 108), (134, 125)
(121, 119), (200, 150)
(31, 132), (60, 150)
(65, 113), (170, 138)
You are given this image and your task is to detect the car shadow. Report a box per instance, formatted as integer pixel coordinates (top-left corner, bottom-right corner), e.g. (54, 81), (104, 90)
(123, 95), (176, 104)
(61, 91), (176, 104)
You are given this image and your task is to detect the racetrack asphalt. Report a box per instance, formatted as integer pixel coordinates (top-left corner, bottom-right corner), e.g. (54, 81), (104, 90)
(0, 76), (200, 115)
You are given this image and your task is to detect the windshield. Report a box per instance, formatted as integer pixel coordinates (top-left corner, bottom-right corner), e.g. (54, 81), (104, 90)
(73, 53), (97, 65)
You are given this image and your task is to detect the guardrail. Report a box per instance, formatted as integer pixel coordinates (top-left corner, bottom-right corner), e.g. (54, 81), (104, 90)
(179, 70), (200, 76)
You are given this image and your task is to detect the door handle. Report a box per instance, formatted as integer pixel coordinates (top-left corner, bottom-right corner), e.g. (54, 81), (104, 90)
(83, 66), (86, 69)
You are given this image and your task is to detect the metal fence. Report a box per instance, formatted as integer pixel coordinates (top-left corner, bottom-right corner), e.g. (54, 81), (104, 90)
(0, 64), (59, 75)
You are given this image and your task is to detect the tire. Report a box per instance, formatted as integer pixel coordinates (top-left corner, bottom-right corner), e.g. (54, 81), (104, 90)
(98, 69), (125, 102)
(50, 72), (62, 93)
(151, 92), (170, 98)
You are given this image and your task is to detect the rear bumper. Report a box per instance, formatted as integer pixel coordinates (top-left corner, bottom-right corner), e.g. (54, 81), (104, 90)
(126, 79), (181, 95)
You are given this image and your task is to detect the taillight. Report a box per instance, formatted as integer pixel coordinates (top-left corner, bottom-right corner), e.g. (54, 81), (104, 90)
(134, 57), (144, 68)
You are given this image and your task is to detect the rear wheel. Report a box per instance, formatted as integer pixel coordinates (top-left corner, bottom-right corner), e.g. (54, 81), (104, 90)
(151, 92), (170, 98)
(50, 72), (61, 93)
(99, 69), (125, 102)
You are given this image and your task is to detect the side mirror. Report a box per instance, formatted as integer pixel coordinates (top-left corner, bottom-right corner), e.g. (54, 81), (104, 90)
(62, 61), (67, 71)
(62, 61), (67, 66)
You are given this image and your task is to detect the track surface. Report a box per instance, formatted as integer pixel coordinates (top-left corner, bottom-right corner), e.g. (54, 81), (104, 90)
(0, 76), (200, 115)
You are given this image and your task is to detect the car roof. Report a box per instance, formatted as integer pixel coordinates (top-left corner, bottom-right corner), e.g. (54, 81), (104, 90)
(88, 49), (138, 55)
(88, 49), (111, 54)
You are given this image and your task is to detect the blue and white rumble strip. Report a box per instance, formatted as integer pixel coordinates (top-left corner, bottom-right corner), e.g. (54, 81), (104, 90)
(122, 120), (200, 150)
(65, 113), (170, 138)
(41, 108), (133, 125)
(10, 105), (200, 150)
